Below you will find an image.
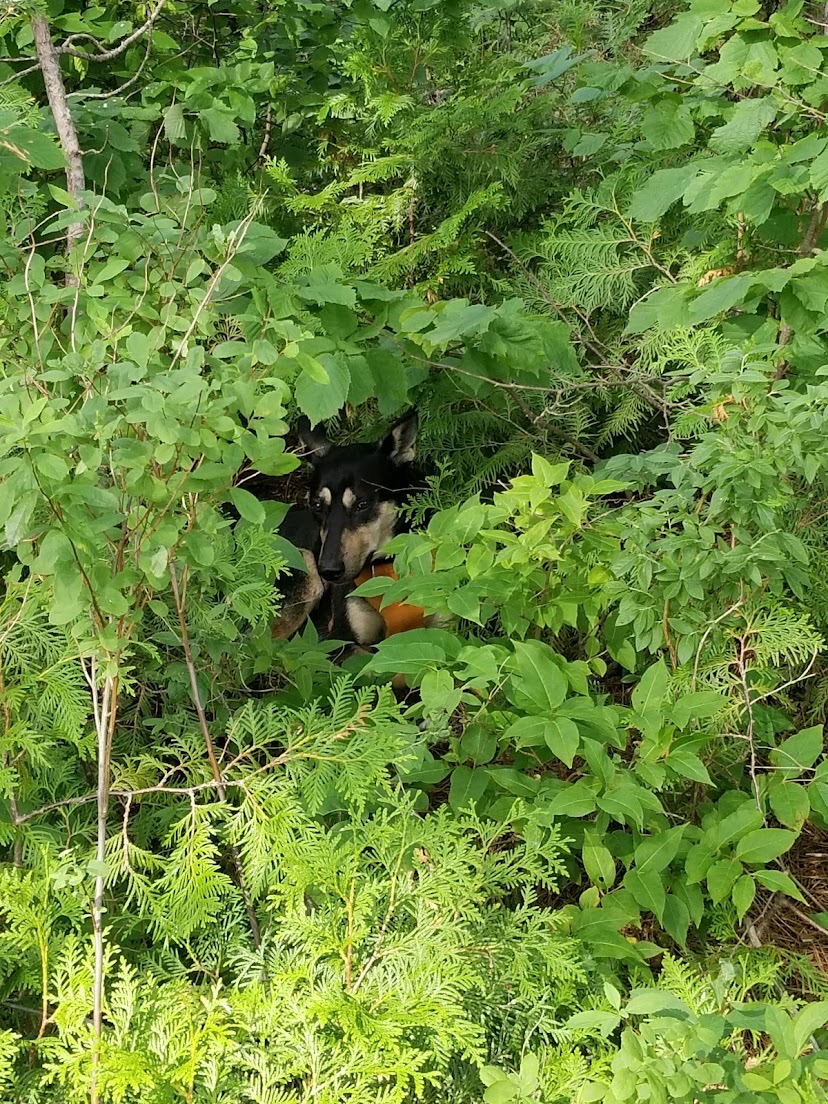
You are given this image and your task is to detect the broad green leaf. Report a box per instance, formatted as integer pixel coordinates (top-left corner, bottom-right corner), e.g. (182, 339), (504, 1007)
(634, 825), (685, 874)
(625, 868), (666, 922)
(294, 354), (350, 425)
(709, 97), (777, 153)
(735, 828), (798, 865)
(544, 717), (580, 767)
(631, 659), (669, 716)
(582, 829), (616, 889)
(448, 765), (489, 811)
(163, 103), (186, 142)
(547, 779), (597, 818)
(643, 15), (702, 62)
(625, 285), (690, 334)
(732, 874), (755, 920)
(628, 164), (700, 222)
(666, 750), (713, 785)
(688, 275), (753, 324)
(200, 107), (240, 144)
(625, 989), (689, 1016)
(662, 894), (690, 946)
(710, 802), (764, 851)
(670, 691), (727, 729)
(509, 641), (568, 713)
(754, 870), (806, 903)
(565, 1010), (621, 1034)
(641, 102), (694, 151)
(793, 1001), (828, 1053)
(769, 781), (810, 829)
(227, 487), (266, 525)
(770, 726), (824, 772)
(707, 858), (742, 905)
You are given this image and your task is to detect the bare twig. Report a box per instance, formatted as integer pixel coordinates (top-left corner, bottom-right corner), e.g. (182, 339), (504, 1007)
(68, 32), (154, 101)
(60, 0), (167, 62)
(256, 103), (273, 164)
(30, 16), (85, 277)
(168, 560), (261, 947)
(0, 61), (42, 87)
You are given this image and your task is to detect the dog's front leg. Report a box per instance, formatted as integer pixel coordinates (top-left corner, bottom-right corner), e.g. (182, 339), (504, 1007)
(272, 549), (325, 639)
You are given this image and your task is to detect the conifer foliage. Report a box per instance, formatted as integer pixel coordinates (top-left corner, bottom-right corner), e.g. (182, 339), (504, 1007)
(3, 1), (828, 1101)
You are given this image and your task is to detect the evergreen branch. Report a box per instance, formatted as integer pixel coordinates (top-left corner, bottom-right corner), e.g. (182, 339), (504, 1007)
(168, 559), (261, 949)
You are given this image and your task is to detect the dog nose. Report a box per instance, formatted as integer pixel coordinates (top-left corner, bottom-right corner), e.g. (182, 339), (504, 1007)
(319, 564), (345, 583)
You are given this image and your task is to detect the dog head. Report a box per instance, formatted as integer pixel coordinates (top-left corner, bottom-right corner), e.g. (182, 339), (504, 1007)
(297, 410), (419, 584)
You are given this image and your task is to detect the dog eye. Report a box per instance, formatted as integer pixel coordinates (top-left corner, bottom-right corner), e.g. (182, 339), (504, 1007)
(311, 497), (324, 512)
(355, 499), (371, 512)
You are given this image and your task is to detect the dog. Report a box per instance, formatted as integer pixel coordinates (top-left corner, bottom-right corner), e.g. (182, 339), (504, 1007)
(270, 410), (427, 645)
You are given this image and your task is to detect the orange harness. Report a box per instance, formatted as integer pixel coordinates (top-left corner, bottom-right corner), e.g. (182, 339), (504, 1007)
(353, 561), (427, 637)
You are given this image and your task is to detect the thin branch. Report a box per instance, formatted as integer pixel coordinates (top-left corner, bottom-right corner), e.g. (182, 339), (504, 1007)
(256, 103), (273, 165)
(0, 62), (43, 88)
(67, 33), (153, 101)
(59, 0), (167, 62)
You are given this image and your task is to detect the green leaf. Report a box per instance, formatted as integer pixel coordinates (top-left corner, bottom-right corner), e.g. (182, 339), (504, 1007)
(707, 858), (742, 905)
(35, 452), (69, 482)
(544, 717), (580, 767)
(448, 765), (489, 812)
(8, 126), (65, 170)
(565, 1010), (621, 1034)
(643, 15), (702, 62)
(770, 726), (824, 772)
(688, 275), (753, 324)
(583, 829), (616, 889)
(670, 691), (727, 729)
(509, 641), (568, 713)
(294, 354), (350, 425)
(547, 779), (597, 818)
(793, 1001), (828, 1053)
(711, 802), (764, 852)
(666, 750), (712, 785)
(163, 103), (186, 142)
(662, 895), (690, 946)
(200, 107), (240, 144)
(641, 102), (695, 151)
(709, 97), (777, 153)
(631, 659), (669, 716)
(769, 781), (810, 829)
(625, 989), (689, 1016)
(625, 285), (690, 334)
(634, 825), (685, 874)
(754, 870), (806, 904)
(628, 164), (700, 222)
(227, 487), (266, 525)
(296, 266), (357, 307)
(732, 873), (756, 920)
(735, 828), (798, 865)
(625, 868), (667, 921)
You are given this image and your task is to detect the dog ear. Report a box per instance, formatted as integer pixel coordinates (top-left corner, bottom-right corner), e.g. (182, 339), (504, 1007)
(296, 416), (332, 462)
(378, 409), (417, 465)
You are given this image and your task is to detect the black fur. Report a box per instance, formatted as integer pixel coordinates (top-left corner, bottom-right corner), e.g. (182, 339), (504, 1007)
(271, 411), (423, 643)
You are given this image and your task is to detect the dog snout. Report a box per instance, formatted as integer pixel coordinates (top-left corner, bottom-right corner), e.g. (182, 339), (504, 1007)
(319, 561), (346, 583)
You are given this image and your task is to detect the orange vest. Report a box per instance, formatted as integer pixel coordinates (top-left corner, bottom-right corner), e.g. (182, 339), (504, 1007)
(354, 561), (427, 636)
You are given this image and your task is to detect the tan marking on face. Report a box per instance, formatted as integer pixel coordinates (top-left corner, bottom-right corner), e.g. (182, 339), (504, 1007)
(346, 596), (386, 645)
(338, 501), (397, 577)
(318, 487), (331, 506)
(342, 487), (355, 509)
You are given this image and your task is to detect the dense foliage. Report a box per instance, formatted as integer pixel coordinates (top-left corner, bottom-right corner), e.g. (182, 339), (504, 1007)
(4, 0), (828, 1101)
